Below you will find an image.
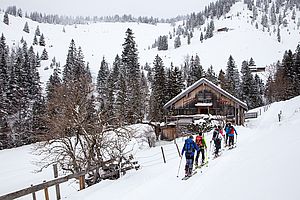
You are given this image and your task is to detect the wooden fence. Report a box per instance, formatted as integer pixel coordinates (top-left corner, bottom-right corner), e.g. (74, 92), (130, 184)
(0, 163), (138, 200)
(245, 112), (258, 119)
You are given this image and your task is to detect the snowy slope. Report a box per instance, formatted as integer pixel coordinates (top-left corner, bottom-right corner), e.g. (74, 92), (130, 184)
(65, 96), (300, 200)
(0, 1), (300, 85)
(1, 96), (300, 200)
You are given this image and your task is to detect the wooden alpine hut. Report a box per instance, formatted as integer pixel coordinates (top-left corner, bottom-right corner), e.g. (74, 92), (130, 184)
(163, 78), (248, 126)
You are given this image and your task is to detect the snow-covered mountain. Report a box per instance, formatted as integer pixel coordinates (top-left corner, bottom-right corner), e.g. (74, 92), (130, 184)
(1, 95), (300, 200)
(0, 1), (299, 85)
(1, 1), (300, 199)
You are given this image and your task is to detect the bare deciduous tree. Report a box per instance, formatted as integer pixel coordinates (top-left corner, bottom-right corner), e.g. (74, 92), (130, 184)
(34, 76), (135, 185)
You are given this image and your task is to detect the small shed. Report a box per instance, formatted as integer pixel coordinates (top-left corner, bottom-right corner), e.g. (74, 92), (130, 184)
(161, 123), (177, 140)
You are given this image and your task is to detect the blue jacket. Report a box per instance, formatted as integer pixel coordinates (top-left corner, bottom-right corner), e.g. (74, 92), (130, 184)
(225, 126), (230, 135)
(181, 138), (199, 157)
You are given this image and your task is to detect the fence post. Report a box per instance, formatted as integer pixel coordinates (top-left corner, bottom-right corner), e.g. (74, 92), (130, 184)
(53, 164), (61, 200)
(161, 146), (166, 163)
(31, 184), (36, 200)
(43, 181), (49, 200)
(79, 176), (85, 190)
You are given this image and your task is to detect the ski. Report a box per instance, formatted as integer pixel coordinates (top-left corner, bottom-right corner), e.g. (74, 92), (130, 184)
(195, 161), (208, 170)
(227, 145), (237, 150)
(182, 171), (197, 180)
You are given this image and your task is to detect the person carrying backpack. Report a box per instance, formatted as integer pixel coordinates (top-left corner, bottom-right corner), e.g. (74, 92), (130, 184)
(181, 135), (199, 177)
(211, 125), (224, 157)
(195, 131), (207, 166)
(228, 123), (237, 148)
(224, 123), (230, 146)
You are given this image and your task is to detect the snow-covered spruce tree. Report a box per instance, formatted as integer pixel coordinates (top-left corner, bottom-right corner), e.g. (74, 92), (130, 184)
(205, 65), (218, 85)
(40, 48), (48, 60)
(240, 60), (255, 109)
(33, 34), (38, 45)
(224, 55), (240, 98)
(253, 74), (264, 108)
(174, 35), (181, 48)
(115, 71), (127, 124)
(200, 32), (204, 43)
(96, 56), (109, 111)
(140, 71), (150, 120)
(252, 6), (258, 21)
(35, 25), (41, 36)
(205, 20), (214, 39)
(187, 55), (205, 86)
(165, 67), (173, 103)
(280, 50), (295, 99)
(3, 12), (9, 25)
(106, 70), (116, 124)
(121, 28), (142, 123)
(5, 6), (17, 16)
(62, 39), (77, 82)
(277, 27), (281, 43)
(166, 63), (184, 102)
(292, 9), (296, 20)
(85, 62), (92, 83)
(147, 66), (153, 85)
(23, 22), (30, 33)
(261, 14), (268, 28)
(270, 3), (277, 25)
(112, 55), (121, 83)
(292, 44), (300, 96)
(218, 69), (226, 88)
(249, 57), (255, 66)
(46, 64), (62, 102)
(39, 34), (46, 46)
(17, 8), (22, 17)
(149, 55), (167, 122)
(3, 42), (44, 147)
(157, 35), (168, 51)
(182, 56), (190, 85)
(0, 34), (10, 149)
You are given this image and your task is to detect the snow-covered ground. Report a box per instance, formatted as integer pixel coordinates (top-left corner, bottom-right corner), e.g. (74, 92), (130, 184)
(0, 1), (299, 85)
(1, 96), (300, 200)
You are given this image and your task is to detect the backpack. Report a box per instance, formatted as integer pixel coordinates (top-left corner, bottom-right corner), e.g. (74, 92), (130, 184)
(213, 129), (219, 140)
(195, 135), (203, 147)
(185, 140), (194, 153)
(230, 126), (235, 134)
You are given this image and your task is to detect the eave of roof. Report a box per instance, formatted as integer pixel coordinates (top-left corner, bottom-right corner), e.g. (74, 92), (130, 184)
(163, 78), (248, 110)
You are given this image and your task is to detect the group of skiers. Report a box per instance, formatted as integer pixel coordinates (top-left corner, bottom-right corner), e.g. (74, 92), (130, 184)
(181, 122), (237, 177)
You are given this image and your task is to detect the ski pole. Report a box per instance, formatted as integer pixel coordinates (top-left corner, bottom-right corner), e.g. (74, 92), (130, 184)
(209, 140), (212, 153)
(205, 148), (208, 165)
(176, 155), (183, 178)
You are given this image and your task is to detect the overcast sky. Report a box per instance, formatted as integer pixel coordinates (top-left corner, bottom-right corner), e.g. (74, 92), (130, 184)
(0, 0), (217, 18)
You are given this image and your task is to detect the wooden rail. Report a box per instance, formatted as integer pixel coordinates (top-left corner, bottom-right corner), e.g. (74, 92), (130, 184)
(0, 164), (137, 200)
(245, 112), (258, 119)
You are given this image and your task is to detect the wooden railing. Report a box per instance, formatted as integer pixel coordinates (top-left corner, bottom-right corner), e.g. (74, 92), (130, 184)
(0, 162), (138, 200)
(245, 112), (258, 119)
